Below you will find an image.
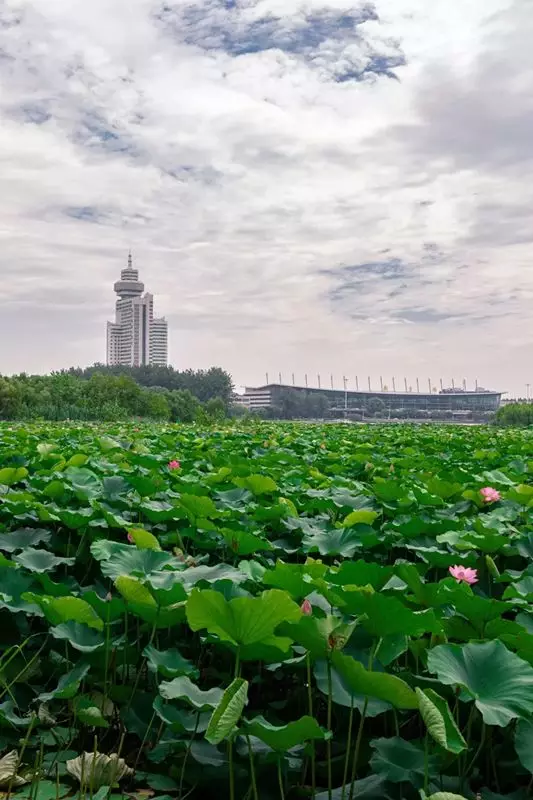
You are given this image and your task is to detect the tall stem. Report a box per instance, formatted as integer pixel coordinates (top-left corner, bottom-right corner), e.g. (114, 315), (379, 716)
(246, 735), (259, 800)
(277, 758), (286, 800)
(348, 699), (368, 800)
(341, 695), (355, 800)
(423, 733), (429, 795)
(228, 648), (241, 800)
(229, 738), (235, 800)
(306, 652), (316, 799)
(179, 711), (200, 799)
(327, 658), (333, 800)
(348, 641), (376, 800)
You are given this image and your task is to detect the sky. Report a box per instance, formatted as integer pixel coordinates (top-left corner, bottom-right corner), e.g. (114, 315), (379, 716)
(0, 0), (531, 396)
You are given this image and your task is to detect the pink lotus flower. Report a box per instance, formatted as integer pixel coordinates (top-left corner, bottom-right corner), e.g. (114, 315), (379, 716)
(127, 532), (134, 543)
(480, 486), (501, 503)
(301, 599), (313, 616)
(168, 460), (181, 470)
(449, 565), (478, 585)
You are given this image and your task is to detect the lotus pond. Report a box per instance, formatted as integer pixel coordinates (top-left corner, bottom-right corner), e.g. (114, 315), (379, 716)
(1, 422), (533, 800)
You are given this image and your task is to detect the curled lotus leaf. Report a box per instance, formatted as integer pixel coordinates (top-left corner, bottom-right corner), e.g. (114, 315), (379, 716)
(0, 750), (27, 787)
(66, 752), (133, 788)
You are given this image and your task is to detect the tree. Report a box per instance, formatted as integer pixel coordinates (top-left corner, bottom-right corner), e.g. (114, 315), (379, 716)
(168, 390), (200, 423)
(365, 397), (387, 416)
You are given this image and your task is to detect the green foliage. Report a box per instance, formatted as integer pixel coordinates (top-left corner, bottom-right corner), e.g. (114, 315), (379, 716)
(0, 420), (532, 799)
(495, 402), (533, 427)
(0, 365), (233, 421)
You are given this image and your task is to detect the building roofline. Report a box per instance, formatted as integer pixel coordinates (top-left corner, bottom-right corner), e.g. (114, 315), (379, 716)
(244, 383), (502, 398)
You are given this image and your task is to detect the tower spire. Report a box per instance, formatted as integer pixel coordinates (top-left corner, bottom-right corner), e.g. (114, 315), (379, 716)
(128, 250), (132, 269)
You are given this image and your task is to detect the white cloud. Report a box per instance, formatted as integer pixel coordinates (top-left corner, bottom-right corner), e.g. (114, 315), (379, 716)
(0, 0), (530, 395)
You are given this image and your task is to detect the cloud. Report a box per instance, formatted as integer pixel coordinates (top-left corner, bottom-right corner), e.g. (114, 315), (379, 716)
(157, 1), (405, 82)
(0, 0), (531, 394)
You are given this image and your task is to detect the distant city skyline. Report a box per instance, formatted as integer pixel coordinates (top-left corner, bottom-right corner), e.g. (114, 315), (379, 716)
(106, 254), (168, 368)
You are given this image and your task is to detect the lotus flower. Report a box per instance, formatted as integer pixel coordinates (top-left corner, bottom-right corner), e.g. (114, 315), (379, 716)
(66, 752), (133, 789)
(449, 565), (478, 585)
(168, 460), (181, 470)
(480, 486), (501, 503)
(301, 599), (313, 616)
(127, 532), (134, 543)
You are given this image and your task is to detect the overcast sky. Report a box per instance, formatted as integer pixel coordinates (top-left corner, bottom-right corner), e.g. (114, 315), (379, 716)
(1, 0), (531, 395)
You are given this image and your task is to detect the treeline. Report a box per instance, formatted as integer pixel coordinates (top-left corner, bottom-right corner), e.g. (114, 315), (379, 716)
(0, 366), (233, 422)
(494, 403), (533, 427)
(65, 364), (233, 403)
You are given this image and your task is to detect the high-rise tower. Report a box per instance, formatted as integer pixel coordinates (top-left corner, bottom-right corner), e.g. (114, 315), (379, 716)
(106, 254), (168, 367)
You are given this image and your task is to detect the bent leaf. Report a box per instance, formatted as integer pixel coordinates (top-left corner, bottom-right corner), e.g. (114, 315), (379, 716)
(416, 688), (466, 753)
(205, 678), (248, 744)
(332, 652), (418, 710)
(242, 715), (329, 751)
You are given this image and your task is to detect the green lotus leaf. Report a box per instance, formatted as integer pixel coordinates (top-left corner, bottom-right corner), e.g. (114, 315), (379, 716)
(159, 676), (223, 710)
(91, 540), (178, 579)
(14, 548), (75, 573)
(178, 493), (219, 518)
(343, 510), (379, 526)
(302, 526), (378, 557)
(0, 528), (51, 552)
(205, 677), (248, 744)
(74, 696), (109, 728)
(127, 528), (161, 550)
(416, 688), (466, 753)
(339, 591), (442, 637)
(370, 737), (438, 786)
(0, 468), (28, 486)
(263, 559), (327, 599)
(221, 528), (273, 555)
(23, 594), (104, 630)
(38, 662), (90, 703)
(328, 559), (393, 590)
(50, 621), (105, 653)
(331, 651), (418, 709)
(314, 660), (390, 717)
(233, 475), (278, 495)
(281, 615), (357, 659)
(153, 696), (210, 733)
(427, 640), (533, 726)
(144, 644), (199, 679)
(515, 718), (533, 774)
(242, 714), (329, 751)
(186, 588), (301, 650)
(64, 467), (102, 500)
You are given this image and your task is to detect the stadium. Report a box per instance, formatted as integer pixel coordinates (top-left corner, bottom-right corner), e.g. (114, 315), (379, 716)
(237, 383), (502, 418)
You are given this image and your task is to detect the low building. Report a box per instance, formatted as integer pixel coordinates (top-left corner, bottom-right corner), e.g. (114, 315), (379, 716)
(237, 383), (502, 415)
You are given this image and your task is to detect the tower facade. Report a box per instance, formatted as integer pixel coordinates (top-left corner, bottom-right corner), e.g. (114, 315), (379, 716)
(106, 255), (168, 367)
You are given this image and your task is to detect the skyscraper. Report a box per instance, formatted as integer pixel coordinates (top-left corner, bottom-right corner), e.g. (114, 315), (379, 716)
(106, 254), (168, 367)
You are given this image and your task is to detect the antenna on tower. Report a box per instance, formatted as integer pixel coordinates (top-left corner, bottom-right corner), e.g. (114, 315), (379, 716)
(128, 250), (133, 269)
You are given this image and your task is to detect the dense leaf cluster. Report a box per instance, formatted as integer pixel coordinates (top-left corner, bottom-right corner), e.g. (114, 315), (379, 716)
(0, 422), (532, 800)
